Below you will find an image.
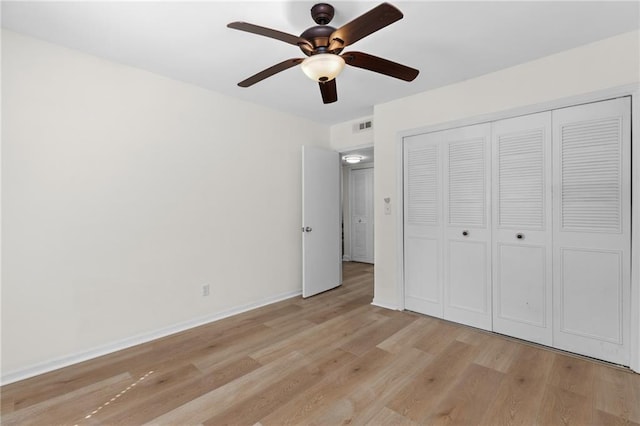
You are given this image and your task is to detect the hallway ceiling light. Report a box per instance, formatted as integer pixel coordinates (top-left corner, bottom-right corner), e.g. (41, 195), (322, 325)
(343, 155), (364, 164)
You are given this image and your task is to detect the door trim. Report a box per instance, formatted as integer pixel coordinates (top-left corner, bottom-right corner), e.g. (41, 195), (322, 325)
(395, 83), (640, 372)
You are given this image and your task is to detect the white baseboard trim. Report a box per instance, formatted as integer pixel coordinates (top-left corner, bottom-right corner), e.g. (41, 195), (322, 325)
(342, 255), (351, 261)
(1, 289), (302, 386)
(371, 299), (400, 311)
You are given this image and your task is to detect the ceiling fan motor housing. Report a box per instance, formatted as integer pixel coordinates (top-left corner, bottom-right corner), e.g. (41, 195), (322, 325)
(299, 25), (338, 54)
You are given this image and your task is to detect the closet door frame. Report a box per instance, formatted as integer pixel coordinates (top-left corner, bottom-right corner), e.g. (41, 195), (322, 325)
(395, 84), (640, 373)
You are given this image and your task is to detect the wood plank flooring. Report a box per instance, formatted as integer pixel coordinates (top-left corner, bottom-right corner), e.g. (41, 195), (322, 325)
(2, 261), (639, 425)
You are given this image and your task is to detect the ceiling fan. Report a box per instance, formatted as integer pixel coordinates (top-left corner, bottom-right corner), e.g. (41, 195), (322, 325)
(227, 2), (419, 104)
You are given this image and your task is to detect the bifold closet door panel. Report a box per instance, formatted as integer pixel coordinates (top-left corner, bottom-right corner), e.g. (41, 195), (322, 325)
(492, 112), (553, 346)
(443, 123), (492, 331)
(552, 97), (631, 365)
(403, 132), (444, 317)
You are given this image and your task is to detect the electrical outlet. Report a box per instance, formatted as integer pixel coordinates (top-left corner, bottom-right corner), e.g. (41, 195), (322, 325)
(202, 284), (210, 297)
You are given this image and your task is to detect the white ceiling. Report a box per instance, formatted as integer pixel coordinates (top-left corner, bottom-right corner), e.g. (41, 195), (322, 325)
(2, 1), (639, 125)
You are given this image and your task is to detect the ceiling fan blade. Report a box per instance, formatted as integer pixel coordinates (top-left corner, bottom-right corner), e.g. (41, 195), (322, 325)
(319, 79), (337, 104)
(238, 58), (304, 87)
(328, 3), (403, 51)
(228, 22), (313, 51)
(343, 51), (419, 81)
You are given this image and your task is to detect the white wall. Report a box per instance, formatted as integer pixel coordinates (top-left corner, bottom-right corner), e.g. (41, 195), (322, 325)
(330, 116), (373, 152)
(371, 30), (640, 308)
(1, 30), (329, 381)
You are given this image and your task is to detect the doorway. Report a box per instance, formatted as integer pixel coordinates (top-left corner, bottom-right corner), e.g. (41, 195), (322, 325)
(341, 147), (374, 264)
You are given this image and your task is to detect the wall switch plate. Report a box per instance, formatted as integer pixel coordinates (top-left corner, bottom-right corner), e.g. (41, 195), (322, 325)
(202, 284), (210, 297)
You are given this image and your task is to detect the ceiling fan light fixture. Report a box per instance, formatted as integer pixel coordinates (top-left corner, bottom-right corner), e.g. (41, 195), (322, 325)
(343, 155), (364, 164)
(301, 53), (345, 82)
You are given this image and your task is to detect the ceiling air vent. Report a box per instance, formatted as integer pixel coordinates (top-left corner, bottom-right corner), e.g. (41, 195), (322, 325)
(353, 120), (373, 133)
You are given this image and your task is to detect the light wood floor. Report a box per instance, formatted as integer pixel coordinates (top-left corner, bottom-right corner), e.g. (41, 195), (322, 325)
(2, 261), (639, 425)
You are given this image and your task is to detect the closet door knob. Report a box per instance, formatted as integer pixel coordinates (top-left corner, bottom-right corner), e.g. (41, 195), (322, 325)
(462, 230), (469, 237)
(516, 233), (524, 240)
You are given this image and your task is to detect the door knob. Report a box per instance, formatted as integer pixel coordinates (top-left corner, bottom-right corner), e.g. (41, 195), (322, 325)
(462, 230), (469, 237)
(305, 226), (313, 232)
(516, 233), (524, 240)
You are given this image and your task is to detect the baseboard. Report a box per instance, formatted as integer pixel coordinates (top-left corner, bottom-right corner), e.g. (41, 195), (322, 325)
(342, 255), (351, 261)
(1, 289), (302, 385)
(371, 299), (399, 311)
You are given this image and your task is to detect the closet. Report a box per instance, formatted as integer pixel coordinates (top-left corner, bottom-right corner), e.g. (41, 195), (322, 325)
(403, 97), (631, 365)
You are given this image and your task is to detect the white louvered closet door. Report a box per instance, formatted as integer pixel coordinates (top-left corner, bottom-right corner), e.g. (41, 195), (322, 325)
(492, 112), (553, 346)
(552, 97), (631, 365)
(403, 131), (444, 317)
(443, 123), (492, 330)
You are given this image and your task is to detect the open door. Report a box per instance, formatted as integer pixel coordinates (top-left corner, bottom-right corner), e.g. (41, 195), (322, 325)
(302, 146), (341, 297)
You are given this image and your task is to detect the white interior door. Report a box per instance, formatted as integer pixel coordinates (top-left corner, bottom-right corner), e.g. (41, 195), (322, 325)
(302, 146), (341, 298)
(443, 123), (492, 331)
(492, 112), (553, 345)
(403, 132), (444, 317)
(350, 167), (374, 263)
(552, 97), (631, 365)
